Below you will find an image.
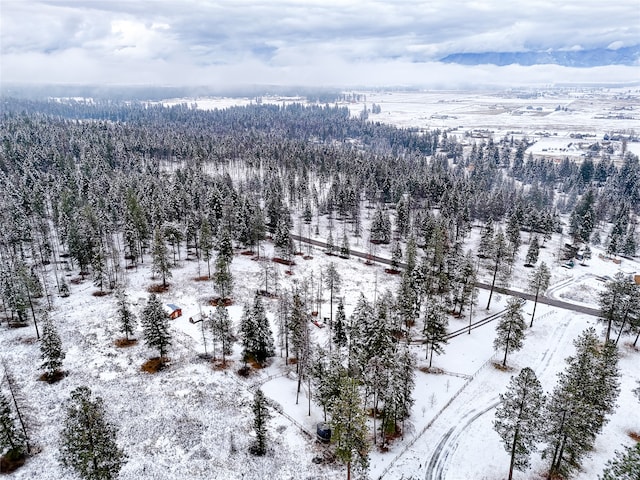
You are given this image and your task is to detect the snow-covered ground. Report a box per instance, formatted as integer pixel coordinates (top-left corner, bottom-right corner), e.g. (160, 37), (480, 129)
(3, 210), (638, 479)
(164, 88), (640, 160)
(3, 89), (639, 479)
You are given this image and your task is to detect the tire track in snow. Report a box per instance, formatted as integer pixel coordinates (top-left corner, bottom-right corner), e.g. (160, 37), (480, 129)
(425, 403), (499, 479)
(424, 310), (572, 480)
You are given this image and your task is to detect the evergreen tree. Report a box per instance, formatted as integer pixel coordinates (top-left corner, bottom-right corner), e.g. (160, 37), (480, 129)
(427, 220), (448, 279)
(590, 340), (620, 412)
(395, 196), (410, 238)
(477, 217), (494, 259)
(405, 235), (417, 273)
(598, 272), (639, 342)
(275, 293), (291, 360)
(370, 207), (391, 244)
(288, 293), (307, 362)
(125, 190), (148, 264)
(274, 215), (292, 260)
(382, 210), (392, 243)
(91, 244), (107, 292)
(216, 227), (234, 265)
(592, 340), (621, 430)
(581, 244), (592, 265)
(348, 294), (374, 374)
(391, 240), (402, 270)
(359, 297), (396, 442)
(380, 342), (416, 444)
(396, 343), (416, 420)
(352, 205), (362, 238)
(326, 230), (335, 255)
(527, 262), (551, 327)
(422, 299), (448, 367)
(357, 297), (394, 375)
(250, 389), (271, 456)
(616, 281), (640, 346)
(311, 349), (346, 421)
(397, 270), (420, 337)
(542, 328), (620, 479)
(67, 210), (96, 277)
(485, 229), (512, 310)
(0, 363), (31, 455)
(599, 273), (627, 342)
(330, 376), (369, 480)
(606, 209), (628, 258)
(506, 210), (522, 257)
(239, 302), (255, 364)
(59, 386), (126, 480)
(333, 298), (348, 349)
(151, 227), (171, 288)
(494, 367), (545, 480)
(302, 202), (313, 224)
(241, 294), (275, 366)
(199, 220), (214, 278)
(451, 250), (478, 317)
(59, 280), (70, 298)
(524, 236), (540, 266)
(600, 442), (640, 480)
(494, 298), (527, 367)
(10, 261), (42, 338)
(123, 216), (139, 267)
(569, 189), (596, 244)
(324, 263), (341, 346)
(248, 201), (266, 253)
(621, 228), (637, 257)
(212, 253), (233, 301)
(141, 293), (172, 360)
(40, 314), (65, 380)
(0, 392), (26, 462)
(339, 229), (350, 258)
(162, 223), (183, 266)
(115, 285), (136, 341)
(606, 229), (622, 257)
(211, 302), (233, 364)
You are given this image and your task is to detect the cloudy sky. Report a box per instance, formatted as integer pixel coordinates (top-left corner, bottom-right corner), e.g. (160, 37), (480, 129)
(1, 0), (639, 88)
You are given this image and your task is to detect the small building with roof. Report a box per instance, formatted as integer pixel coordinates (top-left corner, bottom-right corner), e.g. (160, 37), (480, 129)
(164, 304), (182, 320)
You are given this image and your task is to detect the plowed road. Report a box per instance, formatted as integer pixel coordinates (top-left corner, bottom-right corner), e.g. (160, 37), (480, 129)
(290, 234), (601, 317)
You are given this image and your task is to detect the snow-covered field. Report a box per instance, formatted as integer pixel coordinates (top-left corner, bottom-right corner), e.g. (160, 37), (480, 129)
(165, 88), (640, 159)
(3, 208), (639, 479)
(2, 89), (639, 479)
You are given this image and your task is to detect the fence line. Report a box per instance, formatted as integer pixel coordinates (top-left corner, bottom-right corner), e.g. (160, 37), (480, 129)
(438, 370), (472, 380)
(249, 371), (287, 389)
(268, 399), (314, 438)
(377, 353), (496, 480)
(536, 310), (556, 322)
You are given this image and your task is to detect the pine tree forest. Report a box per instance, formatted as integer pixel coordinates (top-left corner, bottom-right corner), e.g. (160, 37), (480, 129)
(0, 96), (638, 479)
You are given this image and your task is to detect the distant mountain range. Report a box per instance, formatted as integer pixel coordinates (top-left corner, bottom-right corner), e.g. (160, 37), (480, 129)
(440, 46), (640, 67)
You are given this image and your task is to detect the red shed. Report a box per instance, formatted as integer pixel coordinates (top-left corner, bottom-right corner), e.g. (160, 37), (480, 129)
(164, 304), (182, 320)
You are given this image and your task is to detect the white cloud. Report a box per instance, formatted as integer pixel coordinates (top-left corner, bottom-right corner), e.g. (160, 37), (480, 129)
(1, 0), (639, 87)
